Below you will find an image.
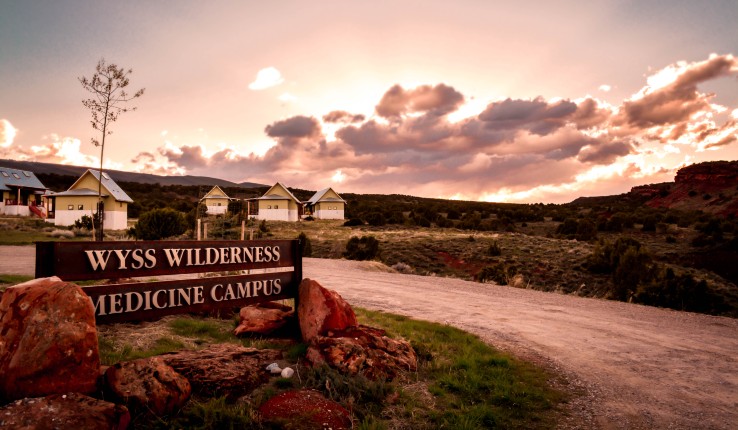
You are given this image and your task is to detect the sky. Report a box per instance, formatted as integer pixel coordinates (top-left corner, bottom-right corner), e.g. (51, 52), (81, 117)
(1, 1), (737, 203)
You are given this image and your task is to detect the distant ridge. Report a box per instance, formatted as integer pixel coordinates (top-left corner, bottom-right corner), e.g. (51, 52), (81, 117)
(570, 160), (738, 217)
(0, 159), (266, 188)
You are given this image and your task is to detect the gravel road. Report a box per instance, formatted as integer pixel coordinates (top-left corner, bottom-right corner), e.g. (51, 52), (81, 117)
(3, 246), (737, 429)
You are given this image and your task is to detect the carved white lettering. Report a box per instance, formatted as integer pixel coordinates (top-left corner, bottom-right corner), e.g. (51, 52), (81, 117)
(131, 249), (144, 269)
(85, 250), (111, 271)
(163, 248), (186, 267)
(113, 249), (132, 269)
(144, 249), (156, 268)
(193, 286), (205, 304)
(109, 294), (123, 314)
(91, 295), (107, 316)
(211, 284), (224, 302)
(124, 292), (143, 312)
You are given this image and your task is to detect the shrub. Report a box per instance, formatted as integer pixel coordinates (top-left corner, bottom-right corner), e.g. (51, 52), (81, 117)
(259, 220), (269, 233)
(391, 262), (414, 274)
(343, 218), (364, 227)
(635, 268), (725, 314)
(575, 218), (597, 241)
(556, 218), (579, 236)
(477, 262), (514, 285)
(73, 213), (101, 231)
(365, 212), (386, 227)
(487, 241), (502, 256)
(297, 232), (312, 257)
(344, 236), (380, 261)
(129, 208), (188, 240)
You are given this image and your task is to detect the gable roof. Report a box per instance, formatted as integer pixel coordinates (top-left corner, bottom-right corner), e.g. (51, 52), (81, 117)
(64, 169), (133, 203)
(201, 185), (230, 200)
(306, 187), (346, 205)
(258, 182), (301, 204)
(0, 167), (47, 192)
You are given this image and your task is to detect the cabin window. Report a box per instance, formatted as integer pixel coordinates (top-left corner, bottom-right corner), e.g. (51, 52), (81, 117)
(23, 171), (31, 177)
(217, 203), (221, 206)
(78, 204), (84, 210)
(119, 202), (122, 208)
(275, 205), (279, 209)
(67, 205), (74, 210)
(12, 173), (20, 179)
(268, 205), (271, 209)
(1, 171), (8, 177)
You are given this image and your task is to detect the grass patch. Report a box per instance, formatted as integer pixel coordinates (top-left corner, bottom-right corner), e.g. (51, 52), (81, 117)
(99, 336), (186, 364)
(355, 308), (564, 429)
(96, 308), (565, 428)
(0, 274), (33, 285)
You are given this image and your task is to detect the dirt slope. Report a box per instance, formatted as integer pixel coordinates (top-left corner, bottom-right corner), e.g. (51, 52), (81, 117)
(3, 247), (737, 429)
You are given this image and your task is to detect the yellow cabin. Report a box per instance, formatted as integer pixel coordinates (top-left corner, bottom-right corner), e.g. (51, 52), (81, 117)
(50, 169), (133, 230)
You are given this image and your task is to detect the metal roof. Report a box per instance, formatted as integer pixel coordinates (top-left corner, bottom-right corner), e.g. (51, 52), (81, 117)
(0, 167), (47, 191)
(257, 182), (301, 203)
(306, 187), (346, 205)
(68, 170), (134, 203)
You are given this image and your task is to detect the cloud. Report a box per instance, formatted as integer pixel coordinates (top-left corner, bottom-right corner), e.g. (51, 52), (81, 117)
(375, 84), (464, 118)
(130, 54), (737, 203)
(248, 67), (284, 90)
(599, 84), (611, 92)
(322, 111), (365, 123)
(278, 92), (297, 102)
(617, 54), (738, 131)
(0, 119), (17, 148)
(265, 116), (321, 139)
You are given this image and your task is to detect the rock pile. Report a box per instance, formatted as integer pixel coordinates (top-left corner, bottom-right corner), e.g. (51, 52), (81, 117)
(297, 278), (418, 380)
(0, 276), (418, 428)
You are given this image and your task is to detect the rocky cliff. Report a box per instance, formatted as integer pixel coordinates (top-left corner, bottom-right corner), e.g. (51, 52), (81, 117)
(644, 161), (738, 217)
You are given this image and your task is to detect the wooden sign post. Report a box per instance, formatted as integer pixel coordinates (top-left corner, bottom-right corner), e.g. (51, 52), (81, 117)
(35, 239), (302, 324)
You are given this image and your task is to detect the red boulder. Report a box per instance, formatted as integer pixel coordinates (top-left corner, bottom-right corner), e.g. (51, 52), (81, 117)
(258, 389), (352, 430)
(104, 356), (191, 416)
(0, 277), (100, 402)
(162, 343), (282, 400)
(0, 392), (130, 430)
(234, 302), (294, 336)
(306, 325), (418, 380)
(297, 278), (358, 343)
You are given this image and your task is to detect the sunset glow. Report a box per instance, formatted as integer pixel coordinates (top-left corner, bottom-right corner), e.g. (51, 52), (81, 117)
(1, 2), (736, 203)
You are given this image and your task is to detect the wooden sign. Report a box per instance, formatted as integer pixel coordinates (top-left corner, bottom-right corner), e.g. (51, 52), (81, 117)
(35, 239), (302, 324)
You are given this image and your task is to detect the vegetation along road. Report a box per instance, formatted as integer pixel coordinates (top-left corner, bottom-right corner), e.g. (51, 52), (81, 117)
(3, 246), (737, 429)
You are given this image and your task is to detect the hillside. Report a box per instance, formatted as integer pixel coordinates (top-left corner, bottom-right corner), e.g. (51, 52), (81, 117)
(644, 161), (738, 217)
(0, 159), (265, 188)
(571, 160), (738, 218)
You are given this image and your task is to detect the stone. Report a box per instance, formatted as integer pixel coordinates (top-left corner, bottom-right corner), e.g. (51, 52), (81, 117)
(298, 278), (358, 343)
(280, 367), (294, 378)
(162, 343), (281, 400)
(233, 302), (293, 336)
(306, 325), (418, 380)
(258, 389), (352, 430)
(104, 356), (191, 416)
(0, 277), (100, 402)
(0, 392), (130, 430)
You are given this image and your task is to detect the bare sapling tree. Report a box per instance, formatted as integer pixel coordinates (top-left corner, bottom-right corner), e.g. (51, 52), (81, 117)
(79, 59), (144, 241)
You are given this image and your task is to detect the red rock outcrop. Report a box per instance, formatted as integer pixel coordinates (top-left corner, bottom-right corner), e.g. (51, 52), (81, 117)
(258, 389), (352, 430)
(298, 278), (358, 343)
(234, 302), (294, 336)
(0, 392), (130, 430)
(306, 325), (418, 380)
(0, 277), (100, 402)
(104, 356), (191, 416)
(162, 343), (281, 399)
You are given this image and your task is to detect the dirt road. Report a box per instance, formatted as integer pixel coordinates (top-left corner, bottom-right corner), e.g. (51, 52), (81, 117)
(3, 246), (737, 429)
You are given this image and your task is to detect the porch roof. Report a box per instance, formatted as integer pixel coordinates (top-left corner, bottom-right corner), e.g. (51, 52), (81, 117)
(0, 167), (47, 192)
